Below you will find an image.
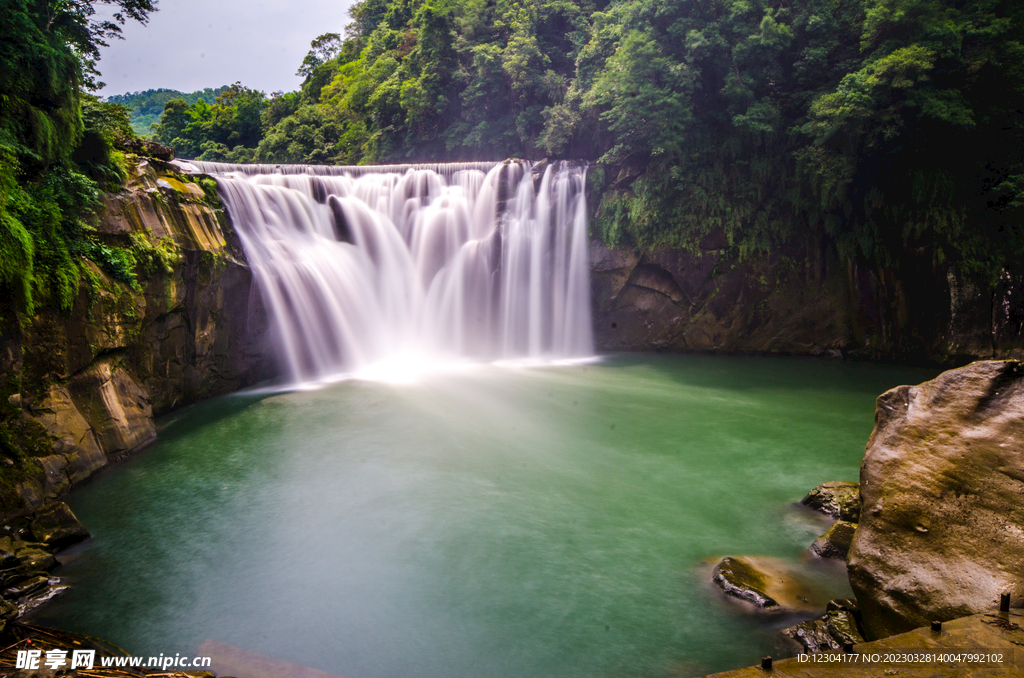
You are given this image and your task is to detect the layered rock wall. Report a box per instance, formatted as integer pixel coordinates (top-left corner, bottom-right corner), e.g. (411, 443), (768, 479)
(591, 238), (1024, 363)
(0, 157), (275, 513)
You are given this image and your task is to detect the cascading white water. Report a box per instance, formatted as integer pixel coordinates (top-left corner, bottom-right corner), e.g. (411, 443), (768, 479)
(181, 160), (594, 382)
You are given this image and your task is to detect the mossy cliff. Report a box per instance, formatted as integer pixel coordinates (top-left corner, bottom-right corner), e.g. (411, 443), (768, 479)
(591, 237), (1024, 364)
(0, 156), (274, 515)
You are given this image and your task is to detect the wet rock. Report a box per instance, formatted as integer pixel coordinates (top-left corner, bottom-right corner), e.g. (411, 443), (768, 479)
(778, 598), (866, 655)
(779, 619), (841, 654)
(14, 543), (56, 572)
(0, 600), (16, 634)
(801, 481), (860, 522)
(809, 520), (857, 559)
(848, 360), (1024, 639)
(3, 574), (49, 599)
(0, 568), (48, 590)
(778, 610), (865, 654)
(823, 608), (864, 645)
(589, 240), (640, 274)
(0, 538), (20, 569)
(30, 501), (89, 550)
(712, 557), (779, 609)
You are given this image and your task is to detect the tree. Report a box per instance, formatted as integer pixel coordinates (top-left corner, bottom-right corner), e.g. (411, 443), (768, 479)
(297, 33), (344, 78)
(153, 100), (190, 146)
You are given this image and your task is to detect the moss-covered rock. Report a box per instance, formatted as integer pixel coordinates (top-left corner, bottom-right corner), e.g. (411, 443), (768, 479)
(30, 501), (89, 550)
(0, 599), (16, 634)
(713, 557), (780, 609)
(801, 481), (860, 522)
(849, 360), (1024, 639)
(13, 543), (56, 572)
(809, 519), (857, 560)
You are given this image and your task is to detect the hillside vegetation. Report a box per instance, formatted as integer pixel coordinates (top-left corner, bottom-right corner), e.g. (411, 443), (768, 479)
(106, 87), (231, 135)
(0, 0), (158, 317)
(147, 0), (1023, 283)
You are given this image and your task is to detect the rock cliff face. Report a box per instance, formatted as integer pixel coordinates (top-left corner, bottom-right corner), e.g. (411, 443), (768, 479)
(847, 360), (1024, 639)
(590, 238), (1024, 363)
(0, 157), (275, 514)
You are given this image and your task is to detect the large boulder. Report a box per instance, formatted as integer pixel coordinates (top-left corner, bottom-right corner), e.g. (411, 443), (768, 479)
(848, 360), (1024, 639)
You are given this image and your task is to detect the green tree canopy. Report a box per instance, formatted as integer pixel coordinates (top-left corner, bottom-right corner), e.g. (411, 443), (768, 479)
(0, 0), (154, 313)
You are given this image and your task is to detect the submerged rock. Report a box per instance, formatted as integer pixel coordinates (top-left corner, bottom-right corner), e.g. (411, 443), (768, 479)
(712, 557), (779, 609)
(809, 520), (857, 559)
(30, 501), (89, 550)
(848, 360), (1024, 639)
(801, 481), (860, 522)
(711, 556), (826, 614)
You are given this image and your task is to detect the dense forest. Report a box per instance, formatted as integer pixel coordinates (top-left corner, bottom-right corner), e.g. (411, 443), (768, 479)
(3, 0), (1023, 323)
(106, 86), (231, 135)
(145, 0), (1024, 284)
(0, 0), (163, 319)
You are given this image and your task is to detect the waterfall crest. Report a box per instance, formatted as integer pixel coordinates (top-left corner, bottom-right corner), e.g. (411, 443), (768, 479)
(185, 160), (594, 383)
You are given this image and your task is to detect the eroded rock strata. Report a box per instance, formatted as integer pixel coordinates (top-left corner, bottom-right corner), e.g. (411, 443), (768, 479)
(590, 239), (1024, 363)
(0, 156), (275, 515)
(848, 360), (1024, 639)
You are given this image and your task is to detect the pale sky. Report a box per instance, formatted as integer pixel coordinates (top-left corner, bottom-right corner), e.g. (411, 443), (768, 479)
(97, 0), (356, 97)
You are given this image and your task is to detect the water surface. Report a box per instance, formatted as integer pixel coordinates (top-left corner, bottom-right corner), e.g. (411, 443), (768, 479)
(39, 354), (936, 677)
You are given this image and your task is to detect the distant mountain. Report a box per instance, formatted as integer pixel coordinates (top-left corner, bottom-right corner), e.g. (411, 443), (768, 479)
(105, 87), (231, 136)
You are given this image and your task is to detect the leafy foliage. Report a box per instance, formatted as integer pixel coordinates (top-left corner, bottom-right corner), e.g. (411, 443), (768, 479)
(0, 0), (154, 314)
(151, 83), (270, 161)
(105, 86), (232, 135)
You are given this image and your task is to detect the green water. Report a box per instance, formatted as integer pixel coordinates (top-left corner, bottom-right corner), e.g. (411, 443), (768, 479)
(37, 354), (936, 677)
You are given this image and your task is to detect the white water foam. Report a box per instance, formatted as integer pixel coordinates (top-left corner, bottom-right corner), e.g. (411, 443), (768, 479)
(183, 160), (594, 384)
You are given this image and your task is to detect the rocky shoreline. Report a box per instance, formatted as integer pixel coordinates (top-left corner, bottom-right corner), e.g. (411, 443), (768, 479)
(0, 502), (88, 635)
(709, 359), (1024, 664)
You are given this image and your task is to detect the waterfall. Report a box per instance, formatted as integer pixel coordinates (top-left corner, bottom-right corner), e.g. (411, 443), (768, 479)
(181, 160), (594, 383)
